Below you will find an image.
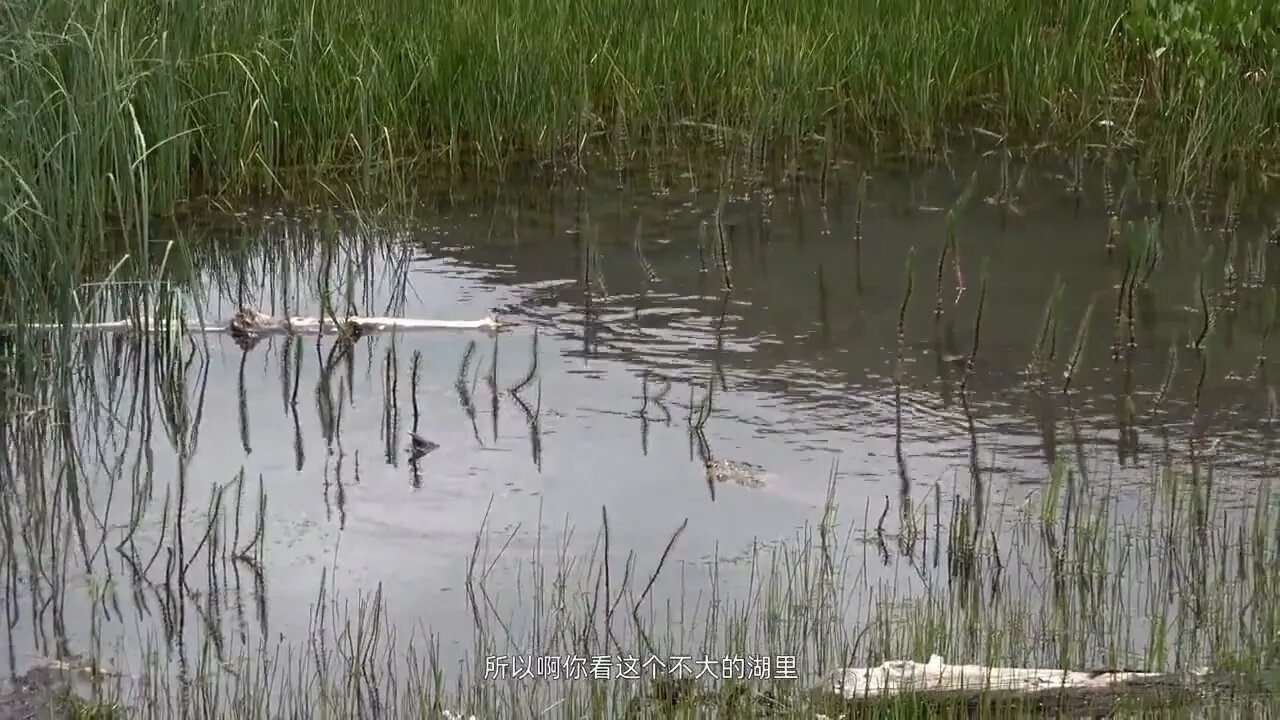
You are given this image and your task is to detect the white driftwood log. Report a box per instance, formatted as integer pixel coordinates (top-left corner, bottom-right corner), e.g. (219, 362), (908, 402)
(3, 310), (503, 336)
(827, 654), (1209, 701)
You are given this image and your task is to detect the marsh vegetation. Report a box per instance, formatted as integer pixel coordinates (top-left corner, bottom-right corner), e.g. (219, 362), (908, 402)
(3, 0), (1278, 278)
(4, 0), (1280, 717)
(2, 152), (1280, 717)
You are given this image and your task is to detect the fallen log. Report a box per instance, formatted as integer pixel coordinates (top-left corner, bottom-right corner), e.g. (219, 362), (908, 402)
(3, 307), (505, 338)
(821, 654), (1214, 714)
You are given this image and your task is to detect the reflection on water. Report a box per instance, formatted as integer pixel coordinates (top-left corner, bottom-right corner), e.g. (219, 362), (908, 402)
(3, 153), (1280, 698)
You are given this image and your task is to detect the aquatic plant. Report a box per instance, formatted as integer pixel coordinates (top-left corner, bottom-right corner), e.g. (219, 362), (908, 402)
(1193, 246), (1217, 351)
(1062, 299), (1098, 394)
(29, 459), (1280, 718)
(3, 0), (1278, 339)
(1124, 0), (1280, 71)
(959, 258), (989, 397)
(935, 172), (978, 321)
(895, 249), (915, 382)
(1029, 277), (1066, 373)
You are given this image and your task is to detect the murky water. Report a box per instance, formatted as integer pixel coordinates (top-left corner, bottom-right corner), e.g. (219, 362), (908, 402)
(5, 154), (1280, 698)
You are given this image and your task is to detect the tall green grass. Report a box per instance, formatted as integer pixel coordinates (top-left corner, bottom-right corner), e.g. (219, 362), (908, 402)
(2, 0), (1276, 371)
(8, 0), (1274, 202)
(2, 0), (1277, 272)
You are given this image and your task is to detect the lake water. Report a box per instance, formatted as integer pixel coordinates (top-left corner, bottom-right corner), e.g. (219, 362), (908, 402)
(3, 154), (1280, 706)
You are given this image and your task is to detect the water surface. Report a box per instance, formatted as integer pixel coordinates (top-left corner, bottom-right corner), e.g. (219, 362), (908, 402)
(4, 154), (1279, 697)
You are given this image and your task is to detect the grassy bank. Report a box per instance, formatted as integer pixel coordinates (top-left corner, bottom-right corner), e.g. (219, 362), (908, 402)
(1, 0), (1277, 342)
(22, 461), (1280, 718)
(3, 0), (1278, 259)
(1, 0), (1274, 331)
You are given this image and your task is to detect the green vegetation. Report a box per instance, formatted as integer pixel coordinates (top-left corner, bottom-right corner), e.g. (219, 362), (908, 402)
(61, 695), (126, 720)
(2, 0), (1278, 296)
(35, 463), (1280, 718)
(3, 1), (1280, 716)
(2, 199), (1279, 716)
(1125, 0), (1279, 71)
(1, 0), (1276, 364)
